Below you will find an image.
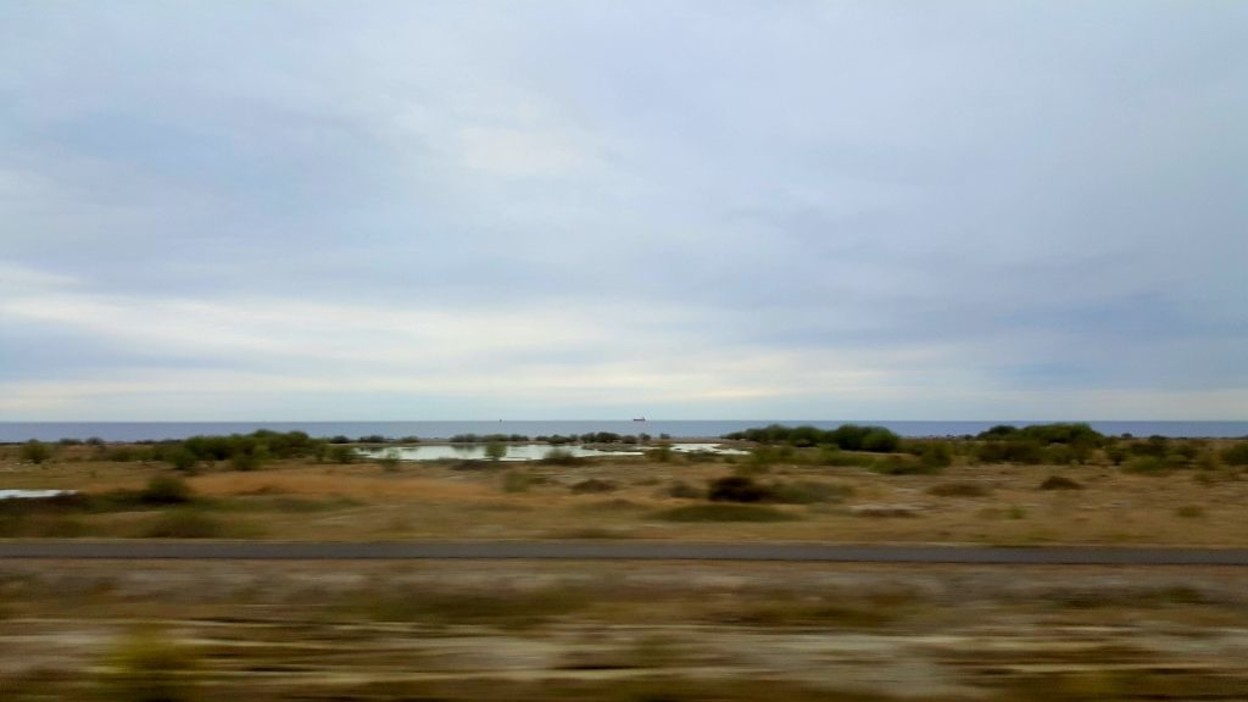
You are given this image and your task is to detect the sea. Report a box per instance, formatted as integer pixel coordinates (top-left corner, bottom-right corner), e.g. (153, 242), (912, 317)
(1, 420), (1246, 443)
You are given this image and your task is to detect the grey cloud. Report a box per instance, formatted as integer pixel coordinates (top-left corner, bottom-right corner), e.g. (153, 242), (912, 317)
(1, 1), (1244, 418)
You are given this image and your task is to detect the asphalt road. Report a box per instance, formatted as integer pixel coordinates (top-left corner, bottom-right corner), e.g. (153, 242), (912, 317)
(2, 541), (1248, 565)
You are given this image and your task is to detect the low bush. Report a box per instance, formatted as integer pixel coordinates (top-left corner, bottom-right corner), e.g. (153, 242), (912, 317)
(540, 448), (582, 466)
(1122, 457), (1173, 475)
(139, 475), (194, 506)
(974, 440), (1046, 465)
(19, 439), (53, 465)
(327, 445), (357, 464)
(926, 481), (991, 497)
(652, 504), (799, 522)
(1039, 475), (1083, 490)
(904, 440), (955, 469)
(645, 444), (674, 462)
(1221, 442), (1248, 466)
(708, 476), (773, 503)
(569, 479), (617, 494)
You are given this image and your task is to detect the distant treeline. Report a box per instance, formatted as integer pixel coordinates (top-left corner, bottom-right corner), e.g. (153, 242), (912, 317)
(35, 430), (347, 471)
(722, 424), (902, 453)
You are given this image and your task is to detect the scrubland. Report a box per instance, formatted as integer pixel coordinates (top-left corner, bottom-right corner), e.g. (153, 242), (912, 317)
(3, 431), (1247, 700)
(2, 434), (1247, 546)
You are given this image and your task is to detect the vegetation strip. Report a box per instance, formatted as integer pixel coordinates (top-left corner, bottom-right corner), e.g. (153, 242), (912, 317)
(4, 541), (1248, 565)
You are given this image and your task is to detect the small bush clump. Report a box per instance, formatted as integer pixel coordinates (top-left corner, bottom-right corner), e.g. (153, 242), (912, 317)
(569, 479), (617, 494)
(139, 475), (195, 506)
(1221, 443), (1248, 466)
(708, 476), (773, 503)
(540, 448), (581, 466)
(1039, 475), (1083, 490)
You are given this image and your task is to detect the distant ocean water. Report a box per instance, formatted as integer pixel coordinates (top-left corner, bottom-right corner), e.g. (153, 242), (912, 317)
(1, 420), (1246, 443)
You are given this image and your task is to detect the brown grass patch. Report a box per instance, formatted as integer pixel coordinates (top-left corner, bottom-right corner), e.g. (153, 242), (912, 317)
(188, 470), (494, 502)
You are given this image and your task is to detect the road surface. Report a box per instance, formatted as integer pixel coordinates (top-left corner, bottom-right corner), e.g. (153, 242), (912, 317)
(2, 541), (1248, 565)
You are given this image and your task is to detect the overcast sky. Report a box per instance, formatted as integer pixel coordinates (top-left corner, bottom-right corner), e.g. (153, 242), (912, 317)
(2, 1), (1245, 421)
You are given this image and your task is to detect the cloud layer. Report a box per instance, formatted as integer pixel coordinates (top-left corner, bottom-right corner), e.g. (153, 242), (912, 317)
(2, 1), (1245, 420)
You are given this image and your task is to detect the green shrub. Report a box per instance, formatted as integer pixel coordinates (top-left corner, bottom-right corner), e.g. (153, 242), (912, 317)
(165, 448), (198, 472)
(721, 423), (900, 453)
(975, 440), (1045, 465)
(484, 440), (507, 461)
(817, 448), (878, 468)
(653, 504), (799, 522)
(1104, 445), (1129, 465)
(229, 450), (263, 471)
(139, 475), (194, 505)
(1122, 456), (1172, 475)
(1128, 437), (1170, 458)
(905, 440), (954, 469)
(645, 444), (674, 463)
(19, 439), (53, 465)
(327, 445), (357, 464)
(1221, 442), (1248, 466)
(540, 448), (581, 465)
(708, 476), (773, 503)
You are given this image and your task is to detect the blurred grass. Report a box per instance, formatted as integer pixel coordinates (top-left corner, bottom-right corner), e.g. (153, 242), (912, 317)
(652, 504), (800, 522)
